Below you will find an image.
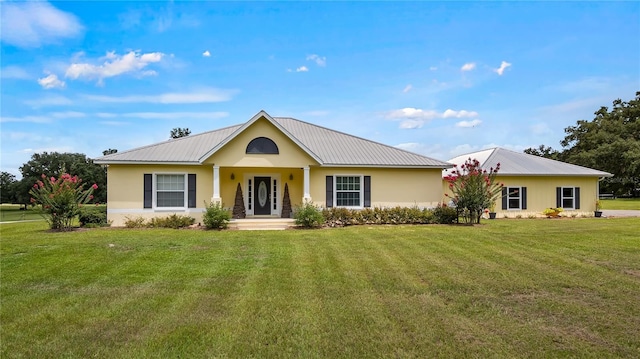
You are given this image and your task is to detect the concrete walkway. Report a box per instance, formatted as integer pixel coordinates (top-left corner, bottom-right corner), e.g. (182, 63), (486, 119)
(601, 210), (640, 218)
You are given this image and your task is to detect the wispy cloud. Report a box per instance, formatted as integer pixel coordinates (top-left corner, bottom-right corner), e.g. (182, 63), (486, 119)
(294, 66), (308, 72)
(1, 66), (32, 80)
(121, 112), (229, 120)
(23, 95), (73, 108)
(306, 54), (327, 67)
(455, 119), (482, 128)
(494, 61), (512, 75)
(202, 50), (211, 57)
(442, 109), (479, 118)
(82, 88), (236, 104)
(402, 84), (413, 93)
(50, 111), (85, 119)
(65, 51), (165, 85)
(38, 74), (66, 89)
(0, 116), (52, 124)
(460, 62), (476, 72)
(0, 1), (83, 48)
(387, 107), (481, 130)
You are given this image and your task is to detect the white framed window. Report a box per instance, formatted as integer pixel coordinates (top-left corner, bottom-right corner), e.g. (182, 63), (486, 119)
(507, 187), (521, 210)
(335, 175), (363, 207)
(155, 174), (186, 208)
(561, 187), (575, 209)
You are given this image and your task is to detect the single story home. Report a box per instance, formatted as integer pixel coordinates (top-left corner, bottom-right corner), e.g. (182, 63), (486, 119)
(95, 111), (452, 226)
(444, 148), (613, 217)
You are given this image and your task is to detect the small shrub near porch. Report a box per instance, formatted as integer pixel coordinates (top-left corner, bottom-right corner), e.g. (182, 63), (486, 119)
(203, 202), (231, 230)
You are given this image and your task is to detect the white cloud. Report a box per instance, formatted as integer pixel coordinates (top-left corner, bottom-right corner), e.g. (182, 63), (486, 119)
(306, 54), (326, 67)
(399, 120), (426, 129)
(202, 50), (211, 57)
(65, 51), (165, 84)
(82, 88), (236, 104)
(429, 66), (438, 71)
(442, 109), (479, 118)
(296, 66), (309, 72)
(99, 121), (130, 126)
(50, 111), (85, 119)
(0, 116), (52, 124)
(0, 1), (83, 48)
(461, 62), (476, 72)
(38, 74), (66, 89)
(122, 112), (229, 120)
(494, 61), (512, 75)
(24, 95), (73, 107)
(386, 108), (439, 120)
(1, 66), (32, 80)
(455, 119), (482, 128)
(402, 84), (413, 93)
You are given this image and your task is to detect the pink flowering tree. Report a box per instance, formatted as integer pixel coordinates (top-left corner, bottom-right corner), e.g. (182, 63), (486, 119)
(444, 158), (503, 224)
(29, 173), (98, 230)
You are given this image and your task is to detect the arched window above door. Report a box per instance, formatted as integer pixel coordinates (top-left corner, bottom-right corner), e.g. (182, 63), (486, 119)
(246, 137), (279, 154)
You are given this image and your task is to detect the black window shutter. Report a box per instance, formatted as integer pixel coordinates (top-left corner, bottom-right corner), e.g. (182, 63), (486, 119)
(574, 187), (580, 209)
(364, 176), (371, 207)
(326, 176), (333, 208)
(143, 174), (152, 208)
(521, 187), (527, 210)
(556, 187), (562, 208)
(188, 174), (196, 208)
(501, 187), (508, 210)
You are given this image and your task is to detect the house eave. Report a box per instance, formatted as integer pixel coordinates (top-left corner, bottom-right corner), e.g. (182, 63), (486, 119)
(94, 160), (202, 166)
(322, 163), (453, 169)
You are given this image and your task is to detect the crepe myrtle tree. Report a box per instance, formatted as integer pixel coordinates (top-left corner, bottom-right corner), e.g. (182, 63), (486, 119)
(444, 158), (503, 224)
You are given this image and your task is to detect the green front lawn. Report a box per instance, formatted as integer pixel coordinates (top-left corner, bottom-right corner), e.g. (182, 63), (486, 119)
(600, 198), (640, 210)
(0, 204), (44, 222)
(2, 219), (639, 358)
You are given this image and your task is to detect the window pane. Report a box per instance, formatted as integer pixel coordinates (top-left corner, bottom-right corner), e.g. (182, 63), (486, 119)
(563, 187), (573, 197)
(508, 198), (520, 209)
(157, 175), (184, 191)
(563, 198), (574, 208)
(157, 192), (184, 207)
(337, 192), (360, 207)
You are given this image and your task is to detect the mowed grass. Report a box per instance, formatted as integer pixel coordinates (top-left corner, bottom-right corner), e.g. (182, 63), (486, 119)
(1, 219), (639, 358)
(0, 204), (44, 222)
(600, 198), (640, 210)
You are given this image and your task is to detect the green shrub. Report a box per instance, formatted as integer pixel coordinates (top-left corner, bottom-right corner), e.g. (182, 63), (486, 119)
(123, 216), (147, 228)
(433, 204), (458, 224)
(323, 206), (435, 227)
(148, 214), (195, 229)
(203, 202), (231, 230)
(78, 206), (109, 227)
(294, 202), (325, 228)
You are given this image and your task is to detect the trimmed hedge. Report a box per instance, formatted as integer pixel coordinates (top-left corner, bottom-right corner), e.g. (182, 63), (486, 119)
(78, 206), (110, 227)
(322, 205), (456, 227)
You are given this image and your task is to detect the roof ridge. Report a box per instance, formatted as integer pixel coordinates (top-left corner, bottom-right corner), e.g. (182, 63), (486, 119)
(274, 116), (450, 165)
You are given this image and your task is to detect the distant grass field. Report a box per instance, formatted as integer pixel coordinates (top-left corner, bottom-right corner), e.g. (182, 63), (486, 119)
(599, 198), (640, 210)
(1, 219), (639, 358)
(0, 204), (43, 222)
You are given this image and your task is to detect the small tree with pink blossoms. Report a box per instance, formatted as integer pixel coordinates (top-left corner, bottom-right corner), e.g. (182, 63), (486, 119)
(444, 158), (503, 224)
(29, 173), (98, 230)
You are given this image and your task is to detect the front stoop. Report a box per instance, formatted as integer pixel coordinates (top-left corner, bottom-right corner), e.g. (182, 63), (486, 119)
(229, 218), (296, 230)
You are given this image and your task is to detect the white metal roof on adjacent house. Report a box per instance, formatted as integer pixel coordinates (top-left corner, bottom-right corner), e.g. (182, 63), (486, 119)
(444, 147), (612, 177)
(94, 111), (452, 168)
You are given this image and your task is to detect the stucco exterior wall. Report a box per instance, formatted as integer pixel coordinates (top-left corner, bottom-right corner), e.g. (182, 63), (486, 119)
(310, 167), (444, 208)
(442, 175), (601, 217)
(203, 117), (319, 168)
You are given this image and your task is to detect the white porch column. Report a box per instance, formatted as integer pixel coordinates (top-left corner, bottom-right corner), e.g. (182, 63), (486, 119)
(303, 166), (311, 203)
(212, 165), (221, 204)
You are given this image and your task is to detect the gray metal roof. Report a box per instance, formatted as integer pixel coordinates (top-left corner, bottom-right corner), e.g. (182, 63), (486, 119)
(95, 111), (452, 168)
(445, 148), (612, 177)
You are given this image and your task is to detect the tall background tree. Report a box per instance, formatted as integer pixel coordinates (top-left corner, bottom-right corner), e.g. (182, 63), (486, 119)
(525, 92), (640, 196)
(16, 152), (107, 204)
(102, 148), (118, 156)
(0, 171), (17, 204)
(170, 128), (191, 139)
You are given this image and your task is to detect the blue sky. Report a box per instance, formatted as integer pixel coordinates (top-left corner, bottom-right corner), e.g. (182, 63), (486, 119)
(1, 1), (638, 177)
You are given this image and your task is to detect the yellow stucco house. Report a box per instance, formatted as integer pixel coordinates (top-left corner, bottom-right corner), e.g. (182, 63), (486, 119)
(444, 148), (613, 217)
(95, 111), (452, 226)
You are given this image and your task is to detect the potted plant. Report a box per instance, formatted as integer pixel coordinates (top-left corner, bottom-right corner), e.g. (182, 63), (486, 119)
(488, 201), (497, 219)
(594, 200), (603, 218)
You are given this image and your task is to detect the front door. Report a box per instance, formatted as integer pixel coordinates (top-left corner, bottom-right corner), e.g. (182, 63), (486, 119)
(254, 177), (271, 215)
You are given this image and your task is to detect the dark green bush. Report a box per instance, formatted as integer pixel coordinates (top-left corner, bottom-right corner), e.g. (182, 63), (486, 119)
(433, 204), (458, 224)
(203, 202), (231, 230)
(294, 202), (325, 228)
(323, 206), (435, 227)
(148, 214), (195, 229)
(78, 205), (109, 227)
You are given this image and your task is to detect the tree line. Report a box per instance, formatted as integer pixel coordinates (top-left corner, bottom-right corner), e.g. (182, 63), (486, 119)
(0, 127), (193, 205)
(524, 92), (639, 197)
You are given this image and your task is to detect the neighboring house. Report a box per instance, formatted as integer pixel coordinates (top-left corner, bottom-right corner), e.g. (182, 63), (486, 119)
(444, 148), (613, 217)
(95, 111), (452, 226)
